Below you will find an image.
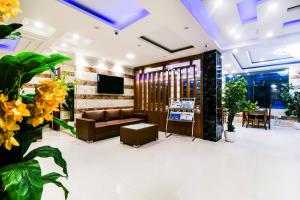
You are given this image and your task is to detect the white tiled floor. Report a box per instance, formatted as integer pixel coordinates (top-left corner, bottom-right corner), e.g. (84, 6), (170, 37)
(35, 124), (300, 200)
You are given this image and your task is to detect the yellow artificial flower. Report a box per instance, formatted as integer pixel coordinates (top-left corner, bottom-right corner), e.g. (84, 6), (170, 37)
(0, 115), (20, 131)
(29, 78), (67, 127)
(0, 0), (21, 22)
(1, 131), (19, 150)
(2, 97), (30, 122)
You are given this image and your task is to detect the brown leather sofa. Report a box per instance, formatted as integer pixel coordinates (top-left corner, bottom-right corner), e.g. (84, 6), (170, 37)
(76, 109), (147, 142)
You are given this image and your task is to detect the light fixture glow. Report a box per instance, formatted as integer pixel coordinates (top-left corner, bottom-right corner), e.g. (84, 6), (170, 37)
(126, 53), (135, 59)
(231, 70), (237, 74)
(271, 84), (277, 89)
(61, 43), (67, 47)
(215, 0), (223, 7)
(268, 3), (278, 12)
(234, 34), (241, 39)
(229, 29), (237, 35)
(225, 64), (232, 68)
(266, 32), (274, 38)
(73, 34), (80, 40)
(260, 58), (265, 62)
(232, 49), (238, 54)
(34, 21), (44, 28)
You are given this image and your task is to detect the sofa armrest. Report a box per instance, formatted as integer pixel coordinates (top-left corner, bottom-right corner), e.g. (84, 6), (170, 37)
(133, 113), (148, 122)
(76, 118), (95, 142)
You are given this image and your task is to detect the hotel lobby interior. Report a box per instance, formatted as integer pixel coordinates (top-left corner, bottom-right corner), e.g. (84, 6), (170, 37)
(0, 0), (300, 200)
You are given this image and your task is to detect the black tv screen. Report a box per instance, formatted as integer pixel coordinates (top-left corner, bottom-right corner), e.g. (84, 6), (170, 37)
(97, 74), (124, 94)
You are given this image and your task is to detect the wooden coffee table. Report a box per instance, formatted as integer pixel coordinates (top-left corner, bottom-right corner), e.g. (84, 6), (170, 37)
(120, 123), (159, 147)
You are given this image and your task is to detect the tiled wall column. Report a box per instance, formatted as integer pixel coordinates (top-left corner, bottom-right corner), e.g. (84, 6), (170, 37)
(202, 50), (222, 142)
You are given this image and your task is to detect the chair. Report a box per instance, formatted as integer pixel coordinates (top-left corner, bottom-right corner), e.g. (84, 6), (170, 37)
(256, 105), (272, 130)
(242, 111), (247, 127)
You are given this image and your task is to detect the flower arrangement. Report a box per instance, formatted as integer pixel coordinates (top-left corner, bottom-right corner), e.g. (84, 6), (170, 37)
(0, 1), (76, 200)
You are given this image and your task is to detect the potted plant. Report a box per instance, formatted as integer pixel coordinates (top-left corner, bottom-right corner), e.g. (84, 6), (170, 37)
(280, 84), (300, 129)
(62, 82), (75, 122)
(222, 77), (257, 142)
(0, 1), (76, 199)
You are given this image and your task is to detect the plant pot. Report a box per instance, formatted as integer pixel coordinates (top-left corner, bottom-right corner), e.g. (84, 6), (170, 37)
(294, 122), (300, 130)
(224, 130), (236, 142)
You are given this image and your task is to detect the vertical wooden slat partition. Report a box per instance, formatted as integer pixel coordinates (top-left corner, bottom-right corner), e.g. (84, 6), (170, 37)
(162, 70), (166, 111)
(174, 70), (177, 98)
(157, 72), (161, 111)
(186, 68), (190, 98)
(153, 73), (157, 111)
(134, 54), (204, 138)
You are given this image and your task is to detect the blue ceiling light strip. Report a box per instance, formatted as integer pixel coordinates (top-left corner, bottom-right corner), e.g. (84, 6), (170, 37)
(180, 0), (221, 47)
(58, 0), (149, 30)
(0, 39), (20, 51)
(233, 53), (300, 70)
(283, 18), (300, 27)
(237, 0), (258, 24)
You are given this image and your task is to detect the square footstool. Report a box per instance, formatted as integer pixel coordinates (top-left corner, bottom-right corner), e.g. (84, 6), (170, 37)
(120, 123), (159, 147)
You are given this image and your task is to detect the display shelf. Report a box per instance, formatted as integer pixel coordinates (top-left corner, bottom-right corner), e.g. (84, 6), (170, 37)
(165, 98), (196, 141)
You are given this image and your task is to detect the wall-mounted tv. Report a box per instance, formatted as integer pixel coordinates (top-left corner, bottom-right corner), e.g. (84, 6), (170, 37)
(97, 74), (124, 94)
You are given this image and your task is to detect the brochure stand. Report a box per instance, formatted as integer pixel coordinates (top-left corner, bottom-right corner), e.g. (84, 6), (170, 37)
(165, 98), (196, 141)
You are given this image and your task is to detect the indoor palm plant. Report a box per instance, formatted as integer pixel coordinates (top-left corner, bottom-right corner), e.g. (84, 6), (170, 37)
(280, 83), (300, 129)
(0, 1), (76, 199)
(222, 77), (257, 142)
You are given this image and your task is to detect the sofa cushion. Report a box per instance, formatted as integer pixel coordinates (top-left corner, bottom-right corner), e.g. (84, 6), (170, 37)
(106, 109), (121, 121)
(107, 118), (144, 126)
(82, 110), (106, 122)
(121, 109), (134, 119)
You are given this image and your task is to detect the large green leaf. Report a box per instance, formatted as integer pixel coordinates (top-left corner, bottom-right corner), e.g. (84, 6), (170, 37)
(0, 23), (22, 39)
(53, 117), (77, 136)
(0, 52), (71, 99)
(23, 146), (68, 177)
(42, 172), (69, 199)
(0, 159), (43, 200)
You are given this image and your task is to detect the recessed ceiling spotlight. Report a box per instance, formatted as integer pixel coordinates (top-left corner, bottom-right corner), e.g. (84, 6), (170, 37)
(225, 64), (232, 68)
(184, 26), (189, 30)
(266, 32), (274, 38)
(223, 70), (228, 74)
(126, 53), (135, 59)
(73, 34), (80, 40)
(215, 0), (223, 7)
(234, 34), (241, 39)
(220, 55), (224, 59)
(268, 3), (278, 11)
(137, 44), (142, 47)
(260, 58), (265, 62)
(34, 21), (44, 28)
(229, 29), (236, 35)
(232, 49), (238, 54)
(61, 43), (67, 47)
(94, 26), (100, 30)
(231, 70), (237, 74)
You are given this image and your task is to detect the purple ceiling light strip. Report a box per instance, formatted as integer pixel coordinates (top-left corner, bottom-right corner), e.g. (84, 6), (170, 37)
(283, 18), (300, 27)
(0, 39), (20, 51)
(237, 0), (258, 24)
(58, 0), (149, 30)
(180, 0), (221, 46)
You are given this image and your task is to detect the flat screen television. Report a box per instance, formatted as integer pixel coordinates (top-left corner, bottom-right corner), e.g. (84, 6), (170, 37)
(97, 74), (124, 94)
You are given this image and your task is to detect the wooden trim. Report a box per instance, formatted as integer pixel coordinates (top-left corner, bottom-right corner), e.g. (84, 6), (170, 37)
(134, 72), (139, 109)
(187, 68), (190, 98)
(75, 94), (134, 100)
(76, 80), (134, 89)
(180, 69), (184, 98)
(152, 73), (156, 110)
(139, 73), (143, 110)
(162, 69), (166, 111)
(168, 70), (171, 102)
(148, 73), (151, 111)
(81, 66), (134, 79)
(75, 106), (134, 113)
(136, 54), (202, 69)
(143, 73), (147, 111)
(157, 72), (161, 111)
(174, 70), (177, 98)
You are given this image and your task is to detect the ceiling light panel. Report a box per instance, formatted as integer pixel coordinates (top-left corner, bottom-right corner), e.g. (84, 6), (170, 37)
(58, 0), (150, 30)
(237, 0), (258, 24)
(21, 18), (56, 38)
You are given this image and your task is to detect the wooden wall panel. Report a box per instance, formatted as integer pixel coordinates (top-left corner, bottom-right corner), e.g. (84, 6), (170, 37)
(174, 70), (177, 98)
(186, 68), (190, 98)
(144, 73), (147, 110)
(180, 69), (183, 98)
(157, 72), (161, 111)
(139, 73), (143, 110)
(193, 65), (197, 98)
(162, 71), (166, 111)
(148, 73), (151, 111)
(153, 73), (157, 111)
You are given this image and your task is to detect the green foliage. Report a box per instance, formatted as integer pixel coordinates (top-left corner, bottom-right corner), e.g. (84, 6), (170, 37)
(24, 146), (68, 177)
(0, 159), (43, 200)
(223, 77), (257, 132)
(62, 83), (75, 121)
(53, 117), (77, 136)
(42, 172), (69, 199)
(281, 84), (300, 122)
(0, 52), (71, 99)
(0, 23), (22, 39)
